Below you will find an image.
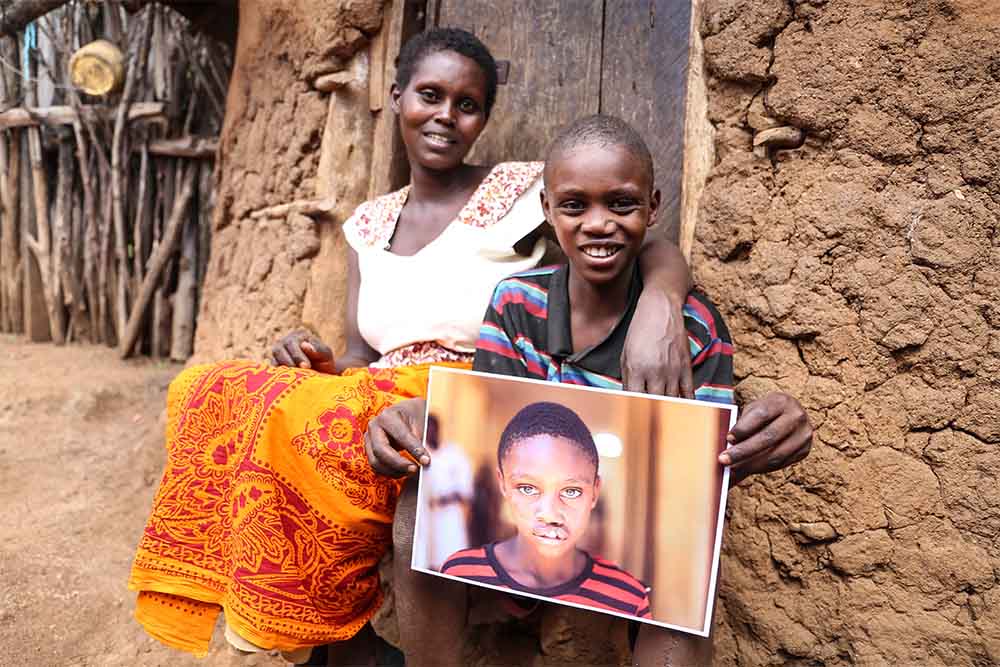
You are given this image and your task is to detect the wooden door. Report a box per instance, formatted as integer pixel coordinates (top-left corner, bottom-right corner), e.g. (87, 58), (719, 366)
(427, 0), (693, 238)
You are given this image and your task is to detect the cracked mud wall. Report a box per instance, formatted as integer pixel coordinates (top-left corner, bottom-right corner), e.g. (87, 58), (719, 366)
(692, 1), (999, 664)
(191, 0), (385, 362)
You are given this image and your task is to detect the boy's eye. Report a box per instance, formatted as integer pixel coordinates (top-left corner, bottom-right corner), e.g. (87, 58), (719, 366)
(418, 89), (439, 102)
(610, 199), (640, 213)
(558, 200), (585, 213)
(560, 488), (583, 499)
(517, 484), (539, 496)
(458, 98), (480, 113)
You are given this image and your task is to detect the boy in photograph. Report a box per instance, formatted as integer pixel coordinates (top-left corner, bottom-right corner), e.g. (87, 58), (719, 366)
(441, 401), (651, 619)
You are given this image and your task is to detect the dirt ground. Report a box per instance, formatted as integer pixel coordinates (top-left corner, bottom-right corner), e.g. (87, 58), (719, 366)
(0, 336), (284, 666)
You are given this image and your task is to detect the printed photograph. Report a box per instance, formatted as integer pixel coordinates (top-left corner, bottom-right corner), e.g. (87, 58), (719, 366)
(412, 367), (737, 636)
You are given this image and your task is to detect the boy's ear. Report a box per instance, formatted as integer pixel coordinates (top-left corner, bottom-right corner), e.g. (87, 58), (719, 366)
(648, 188), (661, 228)
(592, 475), (602, 508)
(496, 467), (508, 499)
(540, 187), (553, 227)
(389, 83), (402, 114)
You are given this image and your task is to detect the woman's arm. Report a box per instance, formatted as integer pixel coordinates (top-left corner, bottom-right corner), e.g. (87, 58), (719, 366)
(336, 247), (381, 372)
(270, 248), (379, 373)
(622, 238), (695, 397)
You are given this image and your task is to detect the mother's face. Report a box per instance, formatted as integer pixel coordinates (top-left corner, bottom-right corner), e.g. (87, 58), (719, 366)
(390, 50), (489, 172)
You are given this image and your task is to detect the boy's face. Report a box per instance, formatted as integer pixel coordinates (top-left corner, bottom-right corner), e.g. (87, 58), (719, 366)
(541, 143), (659, 287)
(497, 435), (601, 559)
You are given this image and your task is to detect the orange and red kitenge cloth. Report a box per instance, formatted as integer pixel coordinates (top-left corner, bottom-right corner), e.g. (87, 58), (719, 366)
(128, 360), (466, 656)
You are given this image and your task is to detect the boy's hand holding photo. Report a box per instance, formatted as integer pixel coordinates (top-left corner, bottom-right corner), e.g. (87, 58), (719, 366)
(719, 392), (813, 485)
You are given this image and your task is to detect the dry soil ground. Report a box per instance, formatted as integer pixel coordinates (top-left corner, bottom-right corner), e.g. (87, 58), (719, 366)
(0, 336), (285, 666)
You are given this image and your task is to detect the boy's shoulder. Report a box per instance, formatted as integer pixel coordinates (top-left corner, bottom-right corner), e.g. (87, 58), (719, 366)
(441, 546), (491, 574)
(683, 290), (732, 345)
(503, 264), (563, 283)
(589, 555), (648, 593)
(488, 265), (564, 314)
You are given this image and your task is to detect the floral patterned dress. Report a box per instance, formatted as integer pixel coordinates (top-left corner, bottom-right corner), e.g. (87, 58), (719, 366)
(128, 163), (546, 655)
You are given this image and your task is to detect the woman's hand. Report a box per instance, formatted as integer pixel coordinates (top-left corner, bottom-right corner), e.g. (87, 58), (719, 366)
(621, 286), (695, 398)
(720, 392), (813, 485)
(270, 329), (337, 374)
(364, 398), (431, 477)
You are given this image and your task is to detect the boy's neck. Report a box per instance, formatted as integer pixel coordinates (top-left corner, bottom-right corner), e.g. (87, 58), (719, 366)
(566, 260), (637, 353)
(500, 537), (587, 588)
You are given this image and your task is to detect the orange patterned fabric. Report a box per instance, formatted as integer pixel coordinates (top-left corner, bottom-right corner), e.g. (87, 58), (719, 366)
(128, 360), (467, 655)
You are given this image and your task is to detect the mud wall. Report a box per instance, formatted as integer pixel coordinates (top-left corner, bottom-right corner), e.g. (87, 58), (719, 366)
(188, 0), (999, 662)
(191, 0), (384, 361)
(692, 1), (999, 664)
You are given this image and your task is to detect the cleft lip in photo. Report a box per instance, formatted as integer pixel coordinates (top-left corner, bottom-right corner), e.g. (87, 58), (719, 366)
(531, 526), (568, 543)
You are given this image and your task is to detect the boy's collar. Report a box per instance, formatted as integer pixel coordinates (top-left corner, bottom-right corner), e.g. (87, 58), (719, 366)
(546, 264), (643, 379)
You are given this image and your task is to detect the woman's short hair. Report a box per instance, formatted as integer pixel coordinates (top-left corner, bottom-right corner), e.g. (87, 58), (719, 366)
(497, 402), (599, 473)
(394, 27), (499, 116)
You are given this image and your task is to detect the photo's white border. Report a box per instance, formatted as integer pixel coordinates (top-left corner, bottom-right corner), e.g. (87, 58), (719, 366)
(412, 366), (737, 638)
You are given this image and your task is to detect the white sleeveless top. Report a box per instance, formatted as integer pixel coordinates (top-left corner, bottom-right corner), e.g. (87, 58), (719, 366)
(343, 162), (546, 366)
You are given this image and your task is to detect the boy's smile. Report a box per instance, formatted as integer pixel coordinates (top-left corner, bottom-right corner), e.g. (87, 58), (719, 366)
(541, 143), (659, 288)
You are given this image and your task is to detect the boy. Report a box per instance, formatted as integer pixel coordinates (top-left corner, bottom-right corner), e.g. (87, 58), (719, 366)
(441, 401), (651, 619)
(474, 115), (733, 406)
(367, 114), (812, 666)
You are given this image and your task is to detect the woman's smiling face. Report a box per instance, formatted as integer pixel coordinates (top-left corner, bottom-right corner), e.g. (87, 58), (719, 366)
(390, 49), (489, 173)
(497, 434), (601, 559)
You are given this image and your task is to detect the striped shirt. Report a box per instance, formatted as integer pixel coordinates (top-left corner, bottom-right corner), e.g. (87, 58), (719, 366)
(473, 265), (734, 402)
(442, 543), (652, 618)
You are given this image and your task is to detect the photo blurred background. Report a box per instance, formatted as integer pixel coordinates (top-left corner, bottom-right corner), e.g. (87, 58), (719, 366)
(413, 368), (734, 631)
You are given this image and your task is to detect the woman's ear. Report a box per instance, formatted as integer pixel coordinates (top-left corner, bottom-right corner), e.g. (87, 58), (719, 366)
(648, 189), (661, 228)
(389, 82), (402, 114)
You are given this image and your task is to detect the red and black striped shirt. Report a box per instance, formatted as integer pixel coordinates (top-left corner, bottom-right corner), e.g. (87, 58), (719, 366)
(442, 543), (652, 619)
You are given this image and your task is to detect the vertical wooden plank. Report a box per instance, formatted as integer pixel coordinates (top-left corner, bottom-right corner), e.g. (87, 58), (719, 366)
(367, 0), (426, 199)
(679, 0), (712, 262)
(436, 0), (604, 165)
(20, 134), (49, 341)
(601, 0), (693, 240)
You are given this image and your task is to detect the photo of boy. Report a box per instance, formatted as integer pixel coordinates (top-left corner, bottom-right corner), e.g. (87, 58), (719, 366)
(441, 401), (650, 618)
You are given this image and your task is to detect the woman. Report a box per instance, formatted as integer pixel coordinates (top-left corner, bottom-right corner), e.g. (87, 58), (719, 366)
(128, 28), (697, 660)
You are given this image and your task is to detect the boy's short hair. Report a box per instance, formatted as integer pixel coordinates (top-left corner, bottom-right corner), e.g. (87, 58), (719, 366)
(544, 114), (655, 187)
(394, 27), (499, 116)
(497, 402), (599, 474)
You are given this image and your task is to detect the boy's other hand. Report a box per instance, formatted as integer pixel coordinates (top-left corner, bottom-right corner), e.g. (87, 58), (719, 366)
(270, 329), (337, 374)
(720, 392), (813, 484)
(621, 289), (694, 398)
(365, 398), (430, 477)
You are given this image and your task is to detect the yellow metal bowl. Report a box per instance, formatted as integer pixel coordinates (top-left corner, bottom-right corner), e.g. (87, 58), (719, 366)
(69, 39), (125, 96)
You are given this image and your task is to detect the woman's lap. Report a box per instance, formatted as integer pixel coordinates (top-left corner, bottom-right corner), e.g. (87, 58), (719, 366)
(129, 360), (439, 654)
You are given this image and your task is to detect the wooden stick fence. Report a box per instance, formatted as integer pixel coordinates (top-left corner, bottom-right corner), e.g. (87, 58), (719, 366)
(0, 0), (229, 359)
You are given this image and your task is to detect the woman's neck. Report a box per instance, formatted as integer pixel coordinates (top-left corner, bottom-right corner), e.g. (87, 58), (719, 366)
(497, 537), (587, 589)
(408, 161), (487, 204)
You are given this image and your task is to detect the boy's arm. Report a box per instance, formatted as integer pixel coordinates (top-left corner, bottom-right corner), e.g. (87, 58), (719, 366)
(624, 239), (695, 397)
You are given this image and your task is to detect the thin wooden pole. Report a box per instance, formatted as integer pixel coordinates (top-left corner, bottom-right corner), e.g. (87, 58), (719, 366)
(119, 166), (195, 359)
